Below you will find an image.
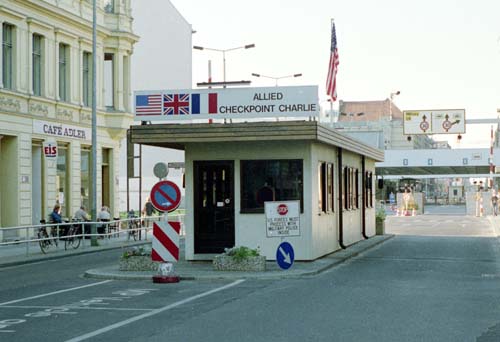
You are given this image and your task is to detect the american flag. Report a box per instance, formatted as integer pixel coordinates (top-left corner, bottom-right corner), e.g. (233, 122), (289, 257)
(164, 94), (190, 115)
(135, 94), (162, 116)
(326, 21), (339, 102)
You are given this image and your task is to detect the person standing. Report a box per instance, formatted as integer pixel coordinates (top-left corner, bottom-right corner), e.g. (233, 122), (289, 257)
(492, 190), (498, 216)
(142, 197), (157, 228)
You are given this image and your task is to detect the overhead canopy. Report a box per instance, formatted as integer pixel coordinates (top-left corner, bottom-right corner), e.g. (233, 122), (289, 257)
(128, 120), (384, 162)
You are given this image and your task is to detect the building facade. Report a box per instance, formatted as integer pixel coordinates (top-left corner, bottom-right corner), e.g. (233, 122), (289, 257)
(0, 0), (138, 238)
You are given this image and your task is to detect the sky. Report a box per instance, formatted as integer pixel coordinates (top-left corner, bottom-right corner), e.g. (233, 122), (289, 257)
(165, 0), (500, 148)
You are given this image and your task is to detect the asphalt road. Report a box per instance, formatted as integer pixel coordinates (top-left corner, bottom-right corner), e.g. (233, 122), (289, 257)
(1, 215), (500, 341)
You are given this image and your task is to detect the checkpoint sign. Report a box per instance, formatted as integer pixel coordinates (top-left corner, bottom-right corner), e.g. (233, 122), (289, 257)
(150, 180), (181, 213)
(276, 242), (295, 270)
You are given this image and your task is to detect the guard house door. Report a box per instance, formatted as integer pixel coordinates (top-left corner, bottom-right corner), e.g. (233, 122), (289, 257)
(194, 161), (235, 253)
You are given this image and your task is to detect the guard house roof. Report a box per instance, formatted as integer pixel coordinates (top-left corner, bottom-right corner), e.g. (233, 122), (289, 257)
(129, 120), (384, 162)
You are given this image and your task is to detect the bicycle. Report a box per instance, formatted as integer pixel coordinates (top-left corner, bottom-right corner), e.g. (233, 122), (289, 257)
(37, 220), (59, 254)
(127, 211), (141, 241)
(64, 220), (82, 250)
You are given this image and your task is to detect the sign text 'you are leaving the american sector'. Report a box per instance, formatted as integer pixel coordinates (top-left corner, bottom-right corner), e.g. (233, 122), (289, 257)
(134, 85), (319, 121)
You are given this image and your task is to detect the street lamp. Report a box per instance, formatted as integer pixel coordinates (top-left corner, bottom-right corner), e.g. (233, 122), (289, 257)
(389, 90), (400, 121)
(251, 73), (302, 86)
(193, 44), (255, 83)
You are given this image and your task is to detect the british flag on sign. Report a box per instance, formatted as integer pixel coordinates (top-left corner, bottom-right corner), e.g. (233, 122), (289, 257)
(163, 94), (190, 115)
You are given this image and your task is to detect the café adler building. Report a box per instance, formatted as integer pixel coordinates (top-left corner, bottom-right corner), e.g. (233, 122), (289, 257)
(130, 86), (384, 261)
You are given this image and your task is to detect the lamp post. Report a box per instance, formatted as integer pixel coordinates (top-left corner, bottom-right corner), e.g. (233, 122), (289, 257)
(389, 90), (400, 121)
(91, 0), (97, 246)
(193, 44), (255, 84)
(251, 73), (302, 86)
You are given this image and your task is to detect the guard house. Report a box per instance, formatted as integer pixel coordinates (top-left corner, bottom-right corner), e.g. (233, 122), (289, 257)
(130, 86), (384, 261)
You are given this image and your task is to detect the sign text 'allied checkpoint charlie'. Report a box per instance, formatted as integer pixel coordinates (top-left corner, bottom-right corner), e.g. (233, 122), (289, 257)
(134, 86), (319, 121)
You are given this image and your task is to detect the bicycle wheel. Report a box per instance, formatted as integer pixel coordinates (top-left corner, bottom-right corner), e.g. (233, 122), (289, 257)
(64, 227), (76, 250)
(38, 230), (51, 254)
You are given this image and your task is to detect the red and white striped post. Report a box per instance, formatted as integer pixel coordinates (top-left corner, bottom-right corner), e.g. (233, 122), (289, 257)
(152, 218), (181, 283)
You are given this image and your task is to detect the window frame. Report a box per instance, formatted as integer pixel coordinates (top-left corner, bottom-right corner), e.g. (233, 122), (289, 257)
(82, 51), (91, 107)
(32, 33), (43, 96)
(2, 23), (14, 89)
(240, 159), (304, 214)
(58, 43), (69, 101)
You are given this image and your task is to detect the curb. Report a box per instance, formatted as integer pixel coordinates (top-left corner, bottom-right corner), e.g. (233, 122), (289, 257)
(0, 240), (150, 269)
(84, 234), (395, 281)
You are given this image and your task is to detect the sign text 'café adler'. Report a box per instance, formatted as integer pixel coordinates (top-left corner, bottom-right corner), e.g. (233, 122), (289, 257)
(134, 86), (319, 121)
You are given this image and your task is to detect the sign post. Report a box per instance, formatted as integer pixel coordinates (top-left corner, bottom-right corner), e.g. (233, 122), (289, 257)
(150, 179), (182, 283)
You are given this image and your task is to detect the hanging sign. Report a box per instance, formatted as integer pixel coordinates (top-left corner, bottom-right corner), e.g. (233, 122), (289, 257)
(42, 141), (58, 158)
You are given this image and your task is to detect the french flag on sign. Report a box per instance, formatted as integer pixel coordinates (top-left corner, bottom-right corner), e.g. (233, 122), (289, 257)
(191, 93), (218, 114)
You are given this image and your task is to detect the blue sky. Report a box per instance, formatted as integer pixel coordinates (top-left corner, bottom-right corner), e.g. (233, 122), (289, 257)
(167, 0), (500, 147)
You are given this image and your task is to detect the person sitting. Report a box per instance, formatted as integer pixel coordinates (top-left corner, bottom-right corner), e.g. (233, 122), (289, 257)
(74, 205), (91, 234)
(97, 206), (111, 234)
(49, 204), (63, 224)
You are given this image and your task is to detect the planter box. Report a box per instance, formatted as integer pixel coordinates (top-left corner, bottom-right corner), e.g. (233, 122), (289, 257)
(213, 255), (266, 272)
(119, 256), (158, 271)
(376, 220), (385, 235)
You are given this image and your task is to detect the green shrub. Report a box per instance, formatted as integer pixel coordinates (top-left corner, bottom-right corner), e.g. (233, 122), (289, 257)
(376, 207), (386, 222)
(223, 246), (260, 262)
(122, 246), (150, 259)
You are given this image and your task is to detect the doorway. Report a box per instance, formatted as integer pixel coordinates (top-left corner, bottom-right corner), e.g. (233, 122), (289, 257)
(194, 161), (234, 253)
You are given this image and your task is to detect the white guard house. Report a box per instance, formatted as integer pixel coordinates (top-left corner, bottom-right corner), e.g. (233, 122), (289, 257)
(129, 86), (384, 261)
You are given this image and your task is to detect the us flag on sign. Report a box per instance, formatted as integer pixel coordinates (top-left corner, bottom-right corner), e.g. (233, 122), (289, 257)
(326, 21), (339, 102)
(135, 94), (163, 116)
(164, 94), (190, 115)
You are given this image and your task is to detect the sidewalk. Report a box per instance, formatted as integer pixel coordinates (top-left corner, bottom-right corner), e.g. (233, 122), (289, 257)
(0, 233), (394, 280)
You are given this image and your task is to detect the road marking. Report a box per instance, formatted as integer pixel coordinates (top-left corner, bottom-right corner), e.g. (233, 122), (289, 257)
(0, 330), (15, 333)
(0, 280), (112, 306)
(0, 305), (153, 312)
(65, 279), (246, 342)
(0, 259), (57, 271)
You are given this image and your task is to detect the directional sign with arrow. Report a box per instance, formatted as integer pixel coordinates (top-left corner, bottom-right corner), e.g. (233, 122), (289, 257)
(403, 109), (465, 135)
(276, 242), (295, 270)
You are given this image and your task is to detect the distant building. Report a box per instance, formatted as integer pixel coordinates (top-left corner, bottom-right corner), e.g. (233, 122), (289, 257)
(332, 99), (435, 150)
(0, 0), (138, 236)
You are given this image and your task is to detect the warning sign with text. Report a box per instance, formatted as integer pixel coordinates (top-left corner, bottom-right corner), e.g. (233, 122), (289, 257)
(265, 201), (300, 237)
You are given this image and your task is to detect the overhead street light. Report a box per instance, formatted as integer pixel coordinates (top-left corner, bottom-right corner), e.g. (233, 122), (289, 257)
(193, 43), (255, 83)
(251, 72), (302, 86)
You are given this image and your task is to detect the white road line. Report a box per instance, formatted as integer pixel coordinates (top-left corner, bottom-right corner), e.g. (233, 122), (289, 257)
(0, 280), (112, 306)
(65, 279), (246, 342)
(0, 330), (15, 333)
(0, 305), (153, 312)
(0, 259), (57, 271)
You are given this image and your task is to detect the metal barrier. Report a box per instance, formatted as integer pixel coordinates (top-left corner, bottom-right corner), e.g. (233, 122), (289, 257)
(0, 214), (185, 257)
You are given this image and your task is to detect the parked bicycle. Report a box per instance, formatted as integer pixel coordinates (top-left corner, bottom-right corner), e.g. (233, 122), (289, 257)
(64, 219), (82, 250)
(127, 210), (141, 241)
(37, 220), (65, 254)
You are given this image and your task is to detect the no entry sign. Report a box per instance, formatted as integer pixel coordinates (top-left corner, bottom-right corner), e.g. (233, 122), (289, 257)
(150, 180), (181, 213)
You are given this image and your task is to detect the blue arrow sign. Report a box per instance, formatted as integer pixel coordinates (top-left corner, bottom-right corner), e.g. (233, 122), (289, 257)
(276, 242), (294, 270)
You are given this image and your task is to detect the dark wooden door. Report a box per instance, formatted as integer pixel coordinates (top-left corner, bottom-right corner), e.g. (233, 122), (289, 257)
(194, 161), (234, 253)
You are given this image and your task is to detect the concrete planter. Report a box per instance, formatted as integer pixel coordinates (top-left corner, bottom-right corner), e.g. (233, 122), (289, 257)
(213, 255), (266, 272)
(376, 220), (385, 235)
(119, 256), (158, 271)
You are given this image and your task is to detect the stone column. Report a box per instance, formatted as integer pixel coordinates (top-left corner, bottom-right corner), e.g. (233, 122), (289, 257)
(0, 21), (3, 88)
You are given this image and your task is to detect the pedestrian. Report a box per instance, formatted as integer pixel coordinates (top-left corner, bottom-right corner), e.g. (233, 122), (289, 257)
(50, 204), (63, 224)
(142, 197), (157, 228)
(492, 190), (498, 216)
(97, 206), (111, 234)
(73, 205), (91, 234)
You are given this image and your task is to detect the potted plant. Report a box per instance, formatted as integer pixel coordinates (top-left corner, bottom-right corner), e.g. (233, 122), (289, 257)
(119, 246), (157, 271)
(376, 207), (386, 235)
(213, 246), (266, 272)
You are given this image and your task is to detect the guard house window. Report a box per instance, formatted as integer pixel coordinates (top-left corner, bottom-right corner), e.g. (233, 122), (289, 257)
(355, 169), (359, 209)
(327, 163), (334, 212)
(2, 23), (14, 89)
(318, 162), (327, 213)
(104, 53), (114, 108)
(343, 166), (349, 210)
(241, 159), (303, 213)
(32, 34), (43, 96)
(58, 43), (69, 101)
(82, 52), (91, 107)
(365, 171), (373, 208)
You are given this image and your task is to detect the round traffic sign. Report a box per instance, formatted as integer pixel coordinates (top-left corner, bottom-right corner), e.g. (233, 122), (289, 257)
(153, 162), (169, 179)
(150, 180), (181, 213)
(276, 242), (295, 270)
